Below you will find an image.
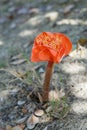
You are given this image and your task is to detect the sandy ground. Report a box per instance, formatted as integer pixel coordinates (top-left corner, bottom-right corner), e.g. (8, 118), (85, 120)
(0, 0), (87, 129)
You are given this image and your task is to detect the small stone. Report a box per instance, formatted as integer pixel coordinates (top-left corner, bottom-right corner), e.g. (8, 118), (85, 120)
(8, 7), (16, 12)
(58, 0), (68, 4)
(0, 17), (7, 24)
(46, 106), (52, 113)
(17, 8), (28, 15)
(17, 100), (26, 106)
(24, 128), (28, 130)
(34, 109), (44, 117)
(8, 114), (15, 120)
(10, 23), (16, 29)
(10, 88), (19, 95)
(45, 11), (58, 21)
(64, 4), (75, 14)
(43, 126), (48, 130)
(39, 68), (44, 73)
(16, 116), (27, 124)
(74, 0), (79, 2)
(27, 103), (36, 113)
(46, 5), (52, 11)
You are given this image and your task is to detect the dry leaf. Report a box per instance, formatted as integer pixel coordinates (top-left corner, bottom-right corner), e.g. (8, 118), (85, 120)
(18, 124), (25, 130)
(22, 106), (28, 114)
(27, 114), (39, 129)
(78, 38), (87, 47)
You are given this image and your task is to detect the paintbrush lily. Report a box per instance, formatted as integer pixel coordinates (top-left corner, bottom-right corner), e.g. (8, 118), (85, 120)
(31, 32), (72, 102)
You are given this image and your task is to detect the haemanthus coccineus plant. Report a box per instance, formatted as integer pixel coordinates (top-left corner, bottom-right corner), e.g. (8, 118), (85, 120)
(31, 32), (72, 102)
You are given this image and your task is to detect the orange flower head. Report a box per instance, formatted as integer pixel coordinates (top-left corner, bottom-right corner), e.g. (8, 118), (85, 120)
(31, 32), (72, 63)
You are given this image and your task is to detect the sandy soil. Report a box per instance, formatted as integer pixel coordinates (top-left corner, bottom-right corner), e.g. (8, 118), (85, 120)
(0, 0), (87, 129)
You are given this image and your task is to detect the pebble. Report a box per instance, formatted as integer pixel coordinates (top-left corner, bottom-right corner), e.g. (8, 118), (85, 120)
(43, 126), (48, 130)
(17, 100), (26, 106)
(8, 6), (16, 13)
(34, 109), (44, 117)
(16, 116), (27, 124)
(27, 103), (36, 113)
(8, 115), (15, 120)
(24, 128), (28, 130)
(10, 23), (16, 29)
(46, 106), (52, 113)
(0, 17), (7, 24)
(39, 68), (44, 73)
(45, 11), (58, 21)
(10, 88), (19, 95)
(64, 4), (75, 14)
(58, 0), (68, 4)
(17, 8), (28, 15)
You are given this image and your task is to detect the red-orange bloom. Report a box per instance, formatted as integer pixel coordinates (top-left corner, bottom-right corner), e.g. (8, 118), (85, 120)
(31, 32), (72, 63)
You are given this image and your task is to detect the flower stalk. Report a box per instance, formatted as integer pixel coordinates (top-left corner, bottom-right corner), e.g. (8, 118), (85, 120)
(42, 61), (54, 102)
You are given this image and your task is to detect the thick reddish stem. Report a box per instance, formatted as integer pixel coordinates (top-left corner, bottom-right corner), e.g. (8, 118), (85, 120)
(42, 61), (54, 102)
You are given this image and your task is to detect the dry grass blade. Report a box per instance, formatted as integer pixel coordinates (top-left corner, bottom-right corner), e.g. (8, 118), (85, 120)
(48, 97), (70, 119)
(37, 92), (43, 104)
(31, 68), (42, 86)
(10, 59), (26, 65)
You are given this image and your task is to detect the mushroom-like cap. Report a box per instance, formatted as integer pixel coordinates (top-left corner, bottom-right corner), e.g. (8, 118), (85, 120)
(31, 32), (72, 63)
